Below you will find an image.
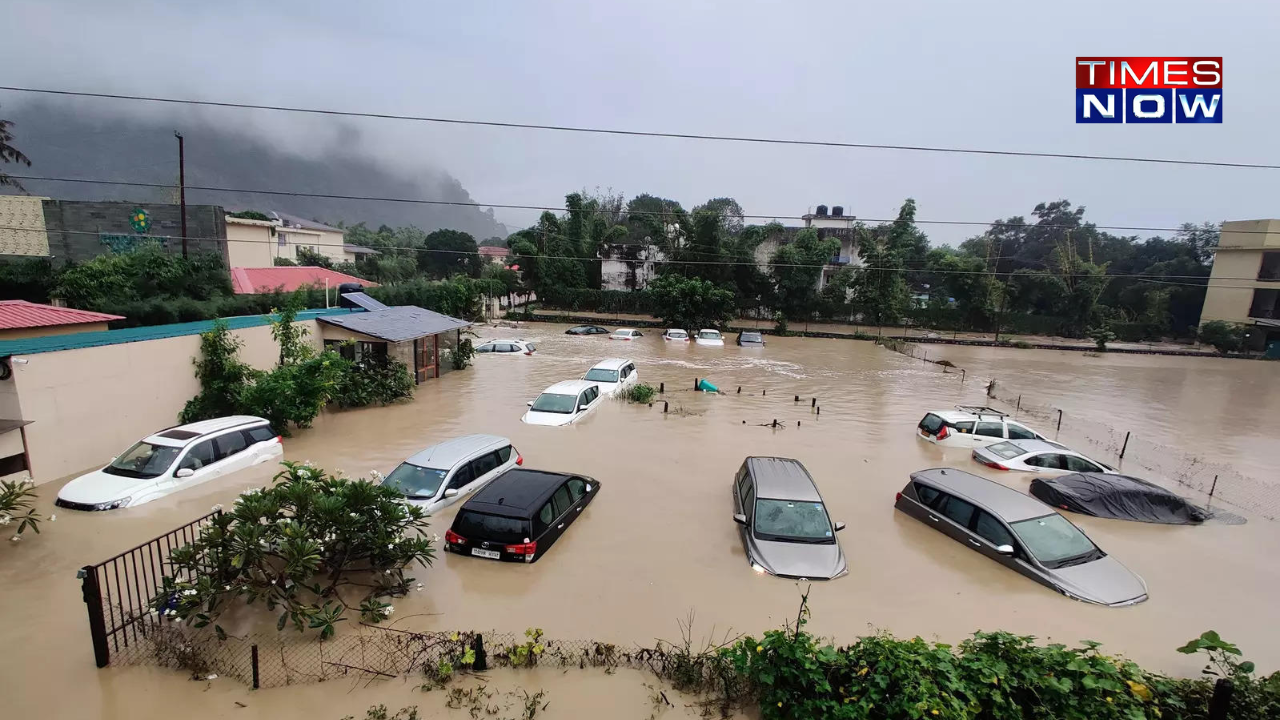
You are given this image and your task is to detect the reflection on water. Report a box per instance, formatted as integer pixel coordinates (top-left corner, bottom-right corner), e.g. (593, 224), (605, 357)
(4, 323), (1279, 718)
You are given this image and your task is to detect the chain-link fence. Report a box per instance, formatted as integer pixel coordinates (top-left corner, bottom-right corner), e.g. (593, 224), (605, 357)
(987, 383), (1274, 521)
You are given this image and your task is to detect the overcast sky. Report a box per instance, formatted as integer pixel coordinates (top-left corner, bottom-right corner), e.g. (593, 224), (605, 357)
(3, 0), (1278, 244)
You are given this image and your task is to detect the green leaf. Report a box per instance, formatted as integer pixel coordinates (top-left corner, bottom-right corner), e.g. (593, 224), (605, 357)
(277, 611), (288, 632)
(215, 625), (228, 641)
(1239, 661), (1255, 674)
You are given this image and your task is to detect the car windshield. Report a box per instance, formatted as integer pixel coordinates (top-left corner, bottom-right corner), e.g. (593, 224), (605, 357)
(698, 330), (720, 339)
(741, 333), (762, 341)
(753, 499), (834, 543)
(1011, 514), (1101, 567)
(454, 511), (529, 544)
(667, 330), (686, 338)
(584, 368), (619, 382)
(382, 463), (449, 498)
(103, 441), (182, 479)
(525, 343), (536, 352)
(531, 393), (578, 414)
(985, 442), (1024, 460)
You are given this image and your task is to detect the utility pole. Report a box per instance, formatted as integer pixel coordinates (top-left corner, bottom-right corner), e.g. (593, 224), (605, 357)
(175, 131), (188, 258)
(994, 278), (1009, 342)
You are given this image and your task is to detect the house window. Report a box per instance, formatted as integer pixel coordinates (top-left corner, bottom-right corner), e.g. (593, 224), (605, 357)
(1249, 289), (1280, 320)
(278, 231), (288, 247)
(1259, 252), (1280, 281)
(323, 340), (388, 363)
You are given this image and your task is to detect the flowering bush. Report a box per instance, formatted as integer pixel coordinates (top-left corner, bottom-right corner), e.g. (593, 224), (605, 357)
(153, 461), (434, 639)
(1, 478), (44, 541)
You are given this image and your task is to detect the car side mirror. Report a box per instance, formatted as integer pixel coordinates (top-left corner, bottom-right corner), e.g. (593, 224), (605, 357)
(444, 488), (459, 499)
(579, 404), (589, 411)
(833, 521), (846, 532)
(996, 544), (1015, 556)
(733, 513), (747, 526)
(175, 468), (195, 479)
(526, 401), (534, 407)
(585, 484), (593, 492)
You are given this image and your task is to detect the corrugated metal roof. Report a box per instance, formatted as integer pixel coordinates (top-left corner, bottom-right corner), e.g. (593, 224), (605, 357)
(318, 306), (470, 342)
(230, 267), (376, 294)
(0, 308), (354, 357)
(0, 300), (125, 330)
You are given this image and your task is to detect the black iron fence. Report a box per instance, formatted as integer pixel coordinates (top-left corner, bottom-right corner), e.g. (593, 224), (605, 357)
(78, 509), (223, 668)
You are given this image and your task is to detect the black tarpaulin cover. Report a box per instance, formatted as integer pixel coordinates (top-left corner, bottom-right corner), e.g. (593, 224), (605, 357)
(1029, 473), (1207, 525)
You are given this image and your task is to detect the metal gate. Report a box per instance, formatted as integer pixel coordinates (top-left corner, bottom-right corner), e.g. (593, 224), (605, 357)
(78, 509), (222, 668)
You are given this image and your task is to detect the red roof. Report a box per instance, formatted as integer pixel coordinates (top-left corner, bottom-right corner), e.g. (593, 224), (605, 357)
(0, 300), (125, 331)
(478, 246), (509, 257)
(230, 267), (378, 295)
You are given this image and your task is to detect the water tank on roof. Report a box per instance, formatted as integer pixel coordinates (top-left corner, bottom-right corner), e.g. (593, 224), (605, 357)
(337, 283), (365, 308)
(815, 204), (828, 216)
(832, 206), (844, 217)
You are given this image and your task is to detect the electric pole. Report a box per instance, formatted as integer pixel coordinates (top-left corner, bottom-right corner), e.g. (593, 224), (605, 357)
(175, 131), (188, 258)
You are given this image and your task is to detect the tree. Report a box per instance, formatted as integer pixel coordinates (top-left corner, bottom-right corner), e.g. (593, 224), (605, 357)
(0, 109), (32, 191)
(770, 228), (838, 320)
(420, 229), (481, 279)
(923, 249), (1000, 329)
(648, 274), (735, 332)
(693, 197), (745, 234)
(1198, 320), (1248, 354)
(295, 246), (335, 269)
(849, 199), (926, 326)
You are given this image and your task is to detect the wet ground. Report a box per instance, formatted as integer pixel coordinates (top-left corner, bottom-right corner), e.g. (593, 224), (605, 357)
(3, 323), (1278, 718)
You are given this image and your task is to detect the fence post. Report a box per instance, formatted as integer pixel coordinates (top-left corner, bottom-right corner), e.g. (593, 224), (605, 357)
(960, 369), (966, 383)
(1208, 678), (1233, 720)
(79, 565), (110, 668)
(1016, 395), (1022, 413)
(1056, 409), (1063, 437)
(658, 382), (664, 394)
(473, 633), (488, 672)
(1209, 474), (1219, 499)
(251, 644), (260, 689)
(1119, 431), (1130, 459)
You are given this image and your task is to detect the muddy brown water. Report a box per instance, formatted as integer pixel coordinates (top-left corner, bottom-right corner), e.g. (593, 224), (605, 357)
(3, 323), (1278, 718)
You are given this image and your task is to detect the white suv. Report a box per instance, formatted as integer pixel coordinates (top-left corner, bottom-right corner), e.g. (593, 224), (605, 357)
(56, 416), (283, 511)
(916, 406), (1046, 448)
(381, 434), (521, 515)
(582, 358), (639, 396)
(475, 339), (537, 355)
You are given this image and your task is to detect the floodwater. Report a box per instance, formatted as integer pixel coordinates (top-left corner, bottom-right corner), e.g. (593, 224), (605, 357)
(3, 323), (1279, 719)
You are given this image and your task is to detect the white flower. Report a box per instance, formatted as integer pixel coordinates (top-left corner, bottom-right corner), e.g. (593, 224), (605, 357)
(0, 515), (11, 526)
(9, 535), (20, 542)
(211, 504), (223, 512)
(223, 585), (231, 591)
(415, 583), (424, 591)
(48, 514), (56, 522)
(206, 674), (218, 680)
(182, 589), (197, 596)
(431, 533), (440, 543)
(387, 543), (394, 550)
(381, 606), (394, 616)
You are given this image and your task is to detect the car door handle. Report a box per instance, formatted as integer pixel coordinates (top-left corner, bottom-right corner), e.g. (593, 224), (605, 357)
(927, 514), (940, 522)
(557, 523), (565, 529)
(576, 507), (582, 512)
(968, 539), (982, 547)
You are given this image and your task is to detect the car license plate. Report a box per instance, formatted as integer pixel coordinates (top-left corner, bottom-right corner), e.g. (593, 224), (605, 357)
(471, 548), (500, 560)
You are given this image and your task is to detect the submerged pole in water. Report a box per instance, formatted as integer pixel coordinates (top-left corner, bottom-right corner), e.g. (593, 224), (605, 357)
(794, 395), (799, 402)
(762, 389), (766, 396)
(1056, 408), (1063, 436)
(694, 378), (699, 390)
(816, 406), (821, 416)
(1209, 474), (1218, 498)
(1119, 431), (1130, 459)
(659, 382), (664, 394)
(811, 397), (817, 408)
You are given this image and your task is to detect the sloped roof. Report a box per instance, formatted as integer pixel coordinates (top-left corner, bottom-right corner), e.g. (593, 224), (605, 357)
(317, 306), (470, 342)
(273, 211), (342, 233)
(230, 267), (376, 294)
(478, 246), (509, 257)
(0, 300), (124, 330)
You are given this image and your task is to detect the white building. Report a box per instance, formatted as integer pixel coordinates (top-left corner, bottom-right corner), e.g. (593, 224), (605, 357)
(752, 204), (861, 290)
(600, 243), (665, 291)
(224, 211), (376, 268)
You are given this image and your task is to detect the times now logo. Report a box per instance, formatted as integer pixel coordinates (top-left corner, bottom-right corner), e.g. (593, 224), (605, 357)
(1076, 57), (1222, 124)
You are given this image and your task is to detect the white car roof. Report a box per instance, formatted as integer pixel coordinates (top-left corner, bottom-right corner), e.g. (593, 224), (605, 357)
(698, 328), (721, 334)
(143, 415), (268, 446)
(930, 410), (1017, 424)
(541, 379), (598, 395)
(665, 328), (686, 333)
(589, 357), (633, 371)
(481, 338), (529, 344)
(1002, 439), (1078, 457)
(612, 328), (638, 333)
(404, 434), (509, 470)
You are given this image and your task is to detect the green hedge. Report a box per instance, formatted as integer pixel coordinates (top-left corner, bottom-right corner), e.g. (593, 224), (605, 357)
(539, 287), (655, 314)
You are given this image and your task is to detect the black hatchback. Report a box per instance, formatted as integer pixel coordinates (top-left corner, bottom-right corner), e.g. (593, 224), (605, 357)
(444, 468), (600, 563)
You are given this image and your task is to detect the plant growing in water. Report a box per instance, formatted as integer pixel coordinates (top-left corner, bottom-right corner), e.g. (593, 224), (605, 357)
(153, 461), (435, 639)
(451, 338), (475, 370)
(623, 383), (657, 404)
(0, 478), (43, 541)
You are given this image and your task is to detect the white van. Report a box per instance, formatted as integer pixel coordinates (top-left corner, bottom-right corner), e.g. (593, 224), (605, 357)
(381, 434), (522, 514)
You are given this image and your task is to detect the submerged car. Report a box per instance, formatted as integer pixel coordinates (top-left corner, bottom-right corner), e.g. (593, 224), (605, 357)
(582, 358), (639, 396)
(736, 331), (766, 347)
(565, 325), (609, 336)
(895, 468), (1147, 606)
(695, 329), (724, 346)
(973, 439), (1114, 474)
(444, 468), (600, 563)
(917, 406), (1045, 448)
(56, 416), (282, 511)
(1030, 472), (1208, 525)
(522, 380), (604, 426)
(475, 339), (537, 355)
(662, 329), (690, 342)
(610, 328), (643, 341)
(732, 457), (848, 580)
(380, 434), (521, 515)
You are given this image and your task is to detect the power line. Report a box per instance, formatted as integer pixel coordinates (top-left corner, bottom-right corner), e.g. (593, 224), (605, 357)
(0, 223), (1234, 284)
(0, 86), (1274, 171)
(4, 173), (1243, 237)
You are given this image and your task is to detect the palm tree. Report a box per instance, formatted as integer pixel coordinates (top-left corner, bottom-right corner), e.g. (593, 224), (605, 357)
(0, 107), (32, 191)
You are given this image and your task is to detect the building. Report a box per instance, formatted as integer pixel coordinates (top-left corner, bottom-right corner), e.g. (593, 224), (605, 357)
(600, 243), (664, 291)
(750, 204), (861, 290)
(478, 246), (510, 264)
(225, 211), (375, 267)
(1200, 219), (1280, 349)
(0, 301), (124, 341)
(318, 301), (471, 383)
(229, 266), (377, 295)
(37, 199), (226, 263)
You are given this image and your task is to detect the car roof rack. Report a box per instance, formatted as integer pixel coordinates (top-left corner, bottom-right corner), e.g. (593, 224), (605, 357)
(954, 404), (1008, 418)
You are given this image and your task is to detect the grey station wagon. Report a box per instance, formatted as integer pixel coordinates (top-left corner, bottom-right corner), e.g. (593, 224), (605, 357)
(732, 457), (848, 579)
(895, 468), (1147, 607)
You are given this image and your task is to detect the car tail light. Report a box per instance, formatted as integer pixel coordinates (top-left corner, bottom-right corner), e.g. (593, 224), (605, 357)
(274, 435), (283, 444)
(982, 459), (1009, 471)
(505, 541), (537, 561)
(515, 453), (523, 466)
(895, 492), (902, 502)
(524, 350), (533, 355)
(445, 529), (466, 545)
(936, 425), (949, 440)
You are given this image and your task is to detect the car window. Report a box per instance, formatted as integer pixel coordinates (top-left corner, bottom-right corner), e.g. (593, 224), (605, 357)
(448, 463), (474, 490)
(525, 343), (536, 352)
(567, 478), (586, 501)
(531, 393), (577, 413)
(737, 468), (751, 506)
(1065, 455), (1103, 472)
(470, 451), (500, 479)
(753, 499), (834, 542)
(974, 510), (1016, 547)
(584, 368), (620, 382)
(179, 440), (216, 471)
(454, 511), (528, 544)
(918, 414), (943, 433)
(501, 344), (519, 353)
(914, 482), (942, 508)
(742, 483), (756, 519)
(1006, 423), (1037, 440)
(985, 442), (1024, 460)
(382, 463), (448, 498)
(1010, 514), (1099, 567)
(975, 421), (1004, 438)
(497, 445), (513, 463)
(213, 431), (248, 461)
(551, 485), (574, 516)
(1029, 453), (1068, 470)
(476, 344), (493, 353)
(938, 494), (977, 527)
(953, 421), (975, 434)
(245, 425), (276, 443)
(536, 502), (555, 533)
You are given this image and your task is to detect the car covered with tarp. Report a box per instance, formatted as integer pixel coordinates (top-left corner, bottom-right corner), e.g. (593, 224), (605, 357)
(1029, 472), (1207, 525)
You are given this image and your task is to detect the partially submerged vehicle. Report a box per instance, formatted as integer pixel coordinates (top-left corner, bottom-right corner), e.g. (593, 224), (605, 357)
(1030, 472), (1208, 525)
(732, 457), (848, 580)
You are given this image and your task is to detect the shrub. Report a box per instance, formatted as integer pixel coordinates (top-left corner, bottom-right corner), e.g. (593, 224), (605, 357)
(331, 356), (414, 409)
(154, 461), (435, 639)
(1198, 320), (1249, 354)
(623, 383), (656, 404)
(1088, 325), (1116, 351)
(0, 478), (43, 541)
(451, 338), (475, 370)
(539, 287), (654, 314)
